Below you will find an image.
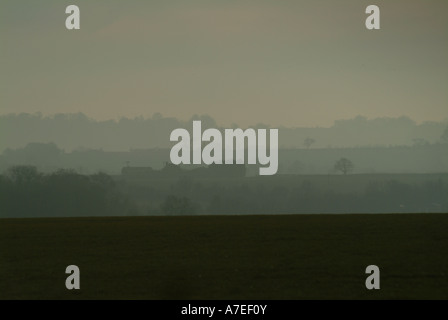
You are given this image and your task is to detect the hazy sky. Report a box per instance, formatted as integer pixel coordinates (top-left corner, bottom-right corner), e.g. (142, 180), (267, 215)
(1, 0), (447, 127)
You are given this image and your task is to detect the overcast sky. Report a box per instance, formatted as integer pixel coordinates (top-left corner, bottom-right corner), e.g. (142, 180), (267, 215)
(1, 0), (447, 127)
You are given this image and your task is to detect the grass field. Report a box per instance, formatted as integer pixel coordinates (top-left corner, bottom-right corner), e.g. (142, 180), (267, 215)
(1, 214), (447, 299)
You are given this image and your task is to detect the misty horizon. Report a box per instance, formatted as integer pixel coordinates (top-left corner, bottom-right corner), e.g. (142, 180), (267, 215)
(1, 111), (447, 176)
(1, 111), (447, 129)
(1, 112), (447, 154)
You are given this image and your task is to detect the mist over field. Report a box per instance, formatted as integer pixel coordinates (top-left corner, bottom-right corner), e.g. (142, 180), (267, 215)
(1, 115), (447, 219)
(1, 113), (447, 219)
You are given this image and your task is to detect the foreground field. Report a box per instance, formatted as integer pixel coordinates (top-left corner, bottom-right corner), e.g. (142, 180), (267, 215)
(1, 214), (447, 299)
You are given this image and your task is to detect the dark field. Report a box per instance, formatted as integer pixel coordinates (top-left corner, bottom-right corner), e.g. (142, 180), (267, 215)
(1, 214), (447, 299)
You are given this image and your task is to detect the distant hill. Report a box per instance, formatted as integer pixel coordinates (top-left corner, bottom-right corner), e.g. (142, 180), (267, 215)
(1, 113), (446, 152)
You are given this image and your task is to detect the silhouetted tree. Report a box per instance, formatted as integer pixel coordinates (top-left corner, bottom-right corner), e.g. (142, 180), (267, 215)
(304, 137), (315, 149)
(334, 158), (354, 175)
(441, 126), (448, 143)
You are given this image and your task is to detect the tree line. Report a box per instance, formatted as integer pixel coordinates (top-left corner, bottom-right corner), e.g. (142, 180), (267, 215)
(141, 175), (448, 215)
(1, 165), (447, 217)
(0, 166), (136, 218)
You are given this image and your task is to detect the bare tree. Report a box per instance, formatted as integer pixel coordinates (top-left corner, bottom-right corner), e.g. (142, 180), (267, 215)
(304, 137), (315, 149)
(441, 126), (448, 143)
(334, 158), (354, 175)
